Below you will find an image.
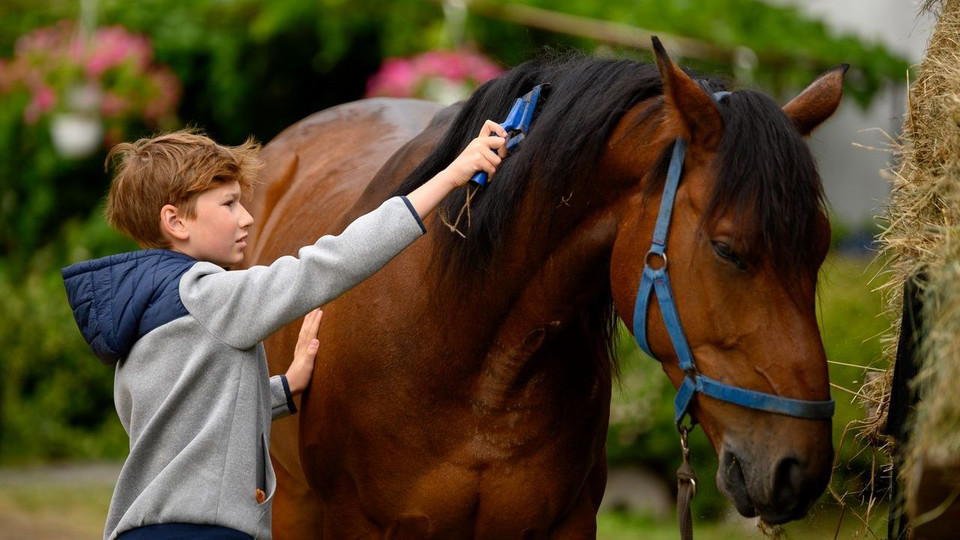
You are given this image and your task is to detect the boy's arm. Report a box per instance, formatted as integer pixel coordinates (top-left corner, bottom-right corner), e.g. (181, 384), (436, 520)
(179, 121), (507, 350)
(179, 196), (423, 350)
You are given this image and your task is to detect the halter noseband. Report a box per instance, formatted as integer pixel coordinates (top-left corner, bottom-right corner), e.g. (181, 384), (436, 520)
(631, 101), (835, 428)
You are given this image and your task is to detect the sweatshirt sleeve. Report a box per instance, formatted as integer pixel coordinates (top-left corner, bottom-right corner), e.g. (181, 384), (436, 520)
(270, 375), (297, 419)
(179, 196), (425, 350)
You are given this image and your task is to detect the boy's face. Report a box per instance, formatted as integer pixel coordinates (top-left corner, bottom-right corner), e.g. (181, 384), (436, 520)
(181, 181), (253, 267)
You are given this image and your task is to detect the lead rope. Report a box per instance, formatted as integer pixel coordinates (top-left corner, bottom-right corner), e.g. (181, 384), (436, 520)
(676, 426), (698, 540)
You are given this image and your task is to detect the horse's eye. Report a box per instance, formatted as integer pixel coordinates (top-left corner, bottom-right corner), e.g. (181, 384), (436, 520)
(712, 241), (745, 270)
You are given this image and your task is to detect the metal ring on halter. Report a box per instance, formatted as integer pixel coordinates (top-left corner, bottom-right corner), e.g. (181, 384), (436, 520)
(644, 250), (668, 271)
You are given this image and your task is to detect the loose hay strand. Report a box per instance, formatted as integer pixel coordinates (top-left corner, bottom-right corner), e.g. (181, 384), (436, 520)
(439, 184), (480, 238)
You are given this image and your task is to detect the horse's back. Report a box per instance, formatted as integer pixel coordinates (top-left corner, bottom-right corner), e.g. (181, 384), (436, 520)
(247, 98), (445, 265)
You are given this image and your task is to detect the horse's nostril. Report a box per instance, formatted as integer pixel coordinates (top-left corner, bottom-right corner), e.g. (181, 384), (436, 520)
(773, 457), (803, 508)
(719, 450), (757, 517)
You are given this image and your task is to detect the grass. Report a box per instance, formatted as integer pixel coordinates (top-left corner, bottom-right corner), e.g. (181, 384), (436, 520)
(0, 463), (116, 540)
(597, 501), (891, 539)
(0, 475), (886, 540)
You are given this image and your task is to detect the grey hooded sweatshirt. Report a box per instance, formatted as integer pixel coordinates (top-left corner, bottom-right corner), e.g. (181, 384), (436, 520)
(62, 197), (425, 539)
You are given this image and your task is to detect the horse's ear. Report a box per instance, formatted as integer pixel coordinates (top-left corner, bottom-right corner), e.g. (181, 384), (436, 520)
(652, 36), (723, 149)
(782, 65), (848, 136)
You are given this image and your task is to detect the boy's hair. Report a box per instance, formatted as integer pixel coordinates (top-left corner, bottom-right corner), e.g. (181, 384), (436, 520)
(104, 129), (263, 248)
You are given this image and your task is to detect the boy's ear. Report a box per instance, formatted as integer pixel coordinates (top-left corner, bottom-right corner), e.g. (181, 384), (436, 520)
(160, 204), (189, 242)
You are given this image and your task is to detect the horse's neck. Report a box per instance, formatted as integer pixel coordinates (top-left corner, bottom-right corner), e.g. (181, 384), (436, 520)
(464, 207), (619, 410)
(455, 104), (671, 408)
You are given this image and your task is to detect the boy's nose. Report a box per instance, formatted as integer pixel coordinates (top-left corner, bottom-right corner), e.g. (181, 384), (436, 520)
(239, 204), (254, 227)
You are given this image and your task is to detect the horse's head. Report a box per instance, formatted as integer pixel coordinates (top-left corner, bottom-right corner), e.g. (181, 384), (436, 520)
(609, 41), (845, 524)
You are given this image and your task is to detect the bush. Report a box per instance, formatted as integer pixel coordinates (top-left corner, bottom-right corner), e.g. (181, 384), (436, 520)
(0, 209), (135, 464)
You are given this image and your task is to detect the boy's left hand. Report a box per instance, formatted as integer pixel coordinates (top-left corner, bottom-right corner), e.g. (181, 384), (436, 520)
(286, 308), (322, 395)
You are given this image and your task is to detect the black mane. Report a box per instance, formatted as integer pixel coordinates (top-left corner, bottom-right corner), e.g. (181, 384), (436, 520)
(393, 54), (672, 274)
(716, 90), (826, 277)
(392, 54), (826, 371)
(394, 54), (825, 280)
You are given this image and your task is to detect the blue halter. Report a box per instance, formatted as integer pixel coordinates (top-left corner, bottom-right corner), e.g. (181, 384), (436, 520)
(631, 119), (835, 427)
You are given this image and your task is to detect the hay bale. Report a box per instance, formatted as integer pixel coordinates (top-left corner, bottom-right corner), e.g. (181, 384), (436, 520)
(875, 0), (960, 529)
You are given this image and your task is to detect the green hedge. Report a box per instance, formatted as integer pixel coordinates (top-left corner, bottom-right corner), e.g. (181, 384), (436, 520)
(0, 210), (135, 464)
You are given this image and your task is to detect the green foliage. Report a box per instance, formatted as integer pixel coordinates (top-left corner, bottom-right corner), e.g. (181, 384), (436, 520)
(0, 0), (909, 266)
(0, 210), (135, 464)
(0, 87), (114, 268)
(2, 0), (909, 146)
(467, 0), (907, 106)
(817, 256), (891, 504)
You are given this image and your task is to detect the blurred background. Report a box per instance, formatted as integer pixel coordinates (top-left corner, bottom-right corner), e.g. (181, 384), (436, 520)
(0, 0), (934, 538)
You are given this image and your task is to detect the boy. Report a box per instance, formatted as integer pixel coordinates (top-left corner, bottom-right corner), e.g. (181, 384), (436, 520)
(63, 121), (507, 540)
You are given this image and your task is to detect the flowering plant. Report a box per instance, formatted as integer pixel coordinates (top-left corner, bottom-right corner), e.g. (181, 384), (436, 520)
(0, 21), (180, 146)
(366, 49), (503, 104)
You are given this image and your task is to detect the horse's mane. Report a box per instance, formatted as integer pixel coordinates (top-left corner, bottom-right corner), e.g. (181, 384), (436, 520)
(392, 54), (674, 375)
(392, 53), (826, 372)
(718, 90), (827, 277)
(393, 54), (675, 273)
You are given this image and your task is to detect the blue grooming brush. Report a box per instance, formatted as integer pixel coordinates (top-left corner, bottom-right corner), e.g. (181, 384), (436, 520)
(470, 84), (547, 187)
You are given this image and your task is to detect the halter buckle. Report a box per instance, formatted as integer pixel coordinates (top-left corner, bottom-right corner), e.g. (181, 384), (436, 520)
(644, 249), (668, 271)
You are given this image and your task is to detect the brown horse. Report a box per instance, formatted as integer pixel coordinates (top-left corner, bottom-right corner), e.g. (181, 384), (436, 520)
(245, 42), (845, 537)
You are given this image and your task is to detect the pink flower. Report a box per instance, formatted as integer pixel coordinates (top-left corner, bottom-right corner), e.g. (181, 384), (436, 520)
(100, 92), (128, 117)
(3, 21), (181, 131)
(15, 21), (72, 57)
(23, 84), (56, 124)
(0, 59), (10, 92)
(366, 49), (503, 100)
(143, 67), (181, 123)
(417, 51), (463, 80)
(85, 26), (152, 78)
(366, 57), (418, 97)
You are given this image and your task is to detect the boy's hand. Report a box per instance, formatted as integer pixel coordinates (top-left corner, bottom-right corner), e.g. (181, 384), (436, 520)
(405, 120), (508, 218)
(442, 120), (509, 188)
(286, 308), (322, 396)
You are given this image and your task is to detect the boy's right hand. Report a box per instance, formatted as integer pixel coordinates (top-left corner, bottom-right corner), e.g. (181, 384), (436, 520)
(442, 120), (509, 188)
(405, 120), (508, 219)
(286, 308), (322, 396)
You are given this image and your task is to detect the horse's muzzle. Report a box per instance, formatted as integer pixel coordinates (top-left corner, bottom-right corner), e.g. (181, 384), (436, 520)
(717, 446), (830, 525)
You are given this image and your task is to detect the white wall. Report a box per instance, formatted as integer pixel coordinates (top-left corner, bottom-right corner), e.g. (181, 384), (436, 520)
(769, 1), (936, 225)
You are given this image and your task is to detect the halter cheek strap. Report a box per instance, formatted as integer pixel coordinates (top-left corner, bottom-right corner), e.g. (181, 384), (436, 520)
(632, 135), (835, 427)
